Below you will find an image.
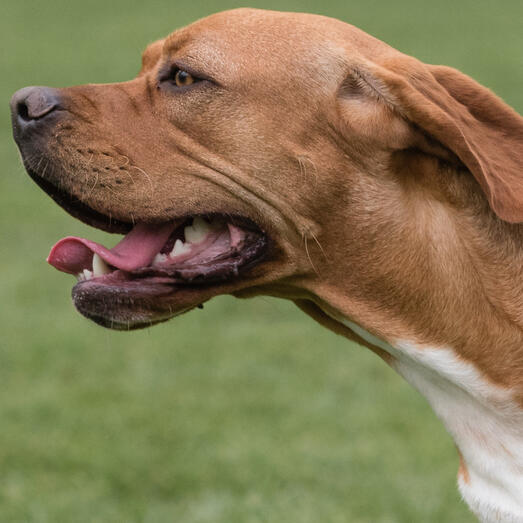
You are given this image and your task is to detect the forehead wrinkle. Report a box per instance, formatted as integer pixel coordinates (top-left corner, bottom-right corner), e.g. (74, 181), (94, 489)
(161, 34), (229, 80)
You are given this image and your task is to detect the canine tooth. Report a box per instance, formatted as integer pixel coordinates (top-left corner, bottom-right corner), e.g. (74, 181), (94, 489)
(170, 239), (191, 258)
(153, 253), (168, 265)
(184, 217), (210, 244)
(92, 253), (111, 277)
(83, 269), (93, 280)
(193, 216), (209, 229)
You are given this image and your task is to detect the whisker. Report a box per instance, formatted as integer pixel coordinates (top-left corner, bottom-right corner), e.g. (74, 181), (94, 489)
(303, 233), (320, 276)
(310, 231), (328, 261)
(86, 172), (99, 199)
(130, 165), (154, 197)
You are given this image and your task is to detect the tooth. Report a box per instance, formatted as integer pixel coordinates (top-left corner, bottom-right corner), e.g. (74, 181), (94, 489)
(83, 269), (93, 280)
(153, 253), (168, 265)
(77, 272), (85, 281)
(92, 253), (111, 277)
(193, 216), (210, 230)
(170, 239), (191, 258)
(184, 217), (210, 244)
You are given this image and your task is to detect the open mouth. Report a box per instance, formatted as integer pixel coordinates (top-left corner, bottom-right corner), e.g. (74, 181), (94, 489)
(33, 167), (268, 329)
(48, 215), (267, 286)
(47, 213), (268, 329)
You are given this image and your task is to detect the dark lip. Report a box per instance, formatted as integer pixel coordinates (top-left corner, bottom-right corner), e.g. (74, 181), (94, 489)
(71, 276), (207, 330)
(78, 313), (176, 331)
(70, 231), (269, 330)
(26, 166), (131, 234)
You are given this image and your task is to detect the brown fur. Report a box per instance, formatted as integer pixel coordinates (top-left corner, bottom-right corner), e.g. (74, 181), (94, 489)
(24, 7), (523, 396)
(14, 9), (523, 512)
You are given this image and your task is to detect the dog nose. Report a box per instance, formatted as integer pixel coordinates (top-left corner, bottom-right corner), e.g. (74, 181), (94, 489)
(10, 86), (61, 131)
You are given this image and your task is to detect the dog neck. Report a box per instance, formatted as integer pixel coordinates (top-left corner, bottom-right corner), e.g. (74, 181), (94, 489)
(300, 183), (523, 521)
(334, 316), (523, 522)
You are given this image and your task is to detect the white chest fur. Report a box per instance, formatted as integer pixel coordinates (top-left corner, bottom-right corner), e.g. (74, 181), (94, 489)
(337, 318), (523, 522)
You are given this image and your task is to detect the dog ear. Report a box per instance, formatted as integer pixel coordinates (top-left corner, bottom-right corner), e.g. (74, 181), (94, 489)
(339, 58), (523, 223)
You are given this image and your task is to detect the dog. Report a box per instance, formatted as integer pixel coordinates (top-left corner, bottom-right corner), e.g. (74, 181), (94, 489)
(10, 9), (523, 521)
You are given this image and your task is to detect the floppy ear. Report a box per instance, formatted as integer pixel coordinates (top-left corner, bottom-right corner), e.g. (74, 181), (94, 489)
(342, 58), (523, 223)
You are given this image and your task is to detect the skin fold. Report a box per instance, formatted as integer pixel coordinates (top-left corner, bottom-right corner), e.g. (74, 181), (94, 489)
(10, 9), (523, 521)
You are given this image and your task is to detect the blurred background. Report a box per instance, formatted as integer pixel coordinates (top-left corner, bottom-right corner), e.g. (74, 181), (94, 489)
(1, 0), (521, 521)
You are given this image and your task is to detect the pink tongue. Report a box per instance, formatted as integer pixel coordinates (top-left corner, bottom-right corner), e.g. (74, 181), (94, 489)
(47, 222), (177, 274)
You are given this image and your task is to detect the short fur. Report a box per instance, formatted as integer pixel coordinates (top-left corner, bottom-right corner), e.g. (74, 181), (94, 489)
(11, 9), (523, 520)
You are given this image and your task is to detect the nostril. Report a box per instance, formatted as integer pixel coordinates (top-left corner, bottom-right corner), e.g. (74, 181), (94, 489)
(10, 86), (61, 124)
(17, 101), (30, 122)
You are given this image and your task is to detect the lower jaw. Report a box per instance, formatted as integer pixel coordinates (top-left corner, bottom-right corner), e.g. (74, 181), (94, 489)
(72, 278), (207, 330)
(60, 215), (269, 329)
(71, 261), (267, 330)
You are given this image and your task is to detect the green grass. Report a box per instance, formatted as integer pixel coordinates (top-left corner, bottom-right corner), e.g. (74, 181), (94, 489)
(1, 0), (521, 521)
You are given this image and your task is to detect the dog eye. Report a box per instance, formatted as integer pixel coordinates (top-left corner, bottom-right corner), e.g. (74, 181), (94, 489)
(173, 69), (195, 87)
(158, 64), (210, 92)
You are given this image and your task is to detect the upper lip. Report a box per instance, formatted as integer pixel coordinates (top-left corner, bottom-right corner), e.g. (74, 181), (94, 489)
(25, 165), (131, 234)
(24, 163), (270, 284)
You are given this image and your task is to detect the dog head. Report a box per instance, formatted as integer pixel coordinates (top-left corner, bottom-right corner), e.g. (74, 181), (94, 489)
(11, 8), (522, 330)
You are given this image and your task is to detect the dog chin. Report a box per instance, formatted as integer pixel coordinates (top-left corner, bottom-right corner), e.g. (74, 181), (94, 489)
(71, 279), (195, 330)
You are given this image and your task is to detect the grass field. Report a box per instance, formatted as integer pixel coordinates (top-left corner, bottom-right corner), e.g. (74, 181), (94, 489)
(1, 0), (521, 521)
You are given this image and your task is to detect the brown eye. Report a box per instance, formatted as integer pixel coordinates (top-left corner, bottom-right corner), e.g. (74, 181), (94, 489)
(158, 64), (208, 91)
(174, 69), (194, 87)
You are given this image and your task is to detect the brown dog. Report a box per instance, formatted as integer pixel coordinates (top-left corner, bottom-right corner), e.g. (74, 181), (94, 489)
(10, 9), (523, 521)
